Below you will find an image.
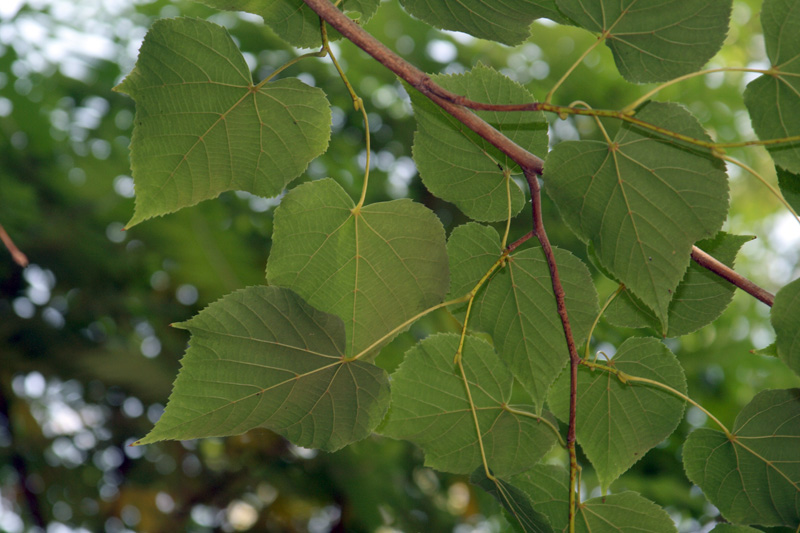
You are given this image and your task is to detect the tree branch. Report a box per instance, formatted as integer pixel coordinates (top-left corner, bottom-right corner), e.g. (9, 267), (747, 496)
(524, 170), (579, 533)
(0, 222), (28, 268)
(691, 245), (774, 306)
(301, 0), (544, 174)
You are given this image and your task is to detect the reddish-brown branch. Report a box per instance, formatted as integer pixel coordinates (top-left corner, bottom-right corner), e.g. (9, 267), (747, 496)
(301, 0), (544, 175)
(524, 171), (580, 529)
(691, 245), (774, 306)
(0, 222), (28, 268)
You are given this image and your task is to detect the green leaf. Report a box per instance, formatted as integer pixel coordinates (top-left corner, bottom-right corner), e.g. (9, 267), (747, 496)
(382, 334), (558, 477)
(743, 0), (800, 173)
(115, 18), (331, 227)
(411, 65), (548, 222)
(604, 233), (753, 337)
(772, 277), (800, 377)
(544, 101), (729, 327)
(683, 388), (800, 527)
(512, 465), (677, 532)
(198, 0), (381, 49)
(549, 337), (687, 489)
(752, 342), (778, 358)
(399, 0), (565, 46)
(446, 223), (598, 409)
(709, 526), (763, 533)
(470, 468), (554, 533)
(136, 286), (390, 452)
(267, 178), (449, 359)
(778, 167), (800, 215)
(555, 0), (732, 83)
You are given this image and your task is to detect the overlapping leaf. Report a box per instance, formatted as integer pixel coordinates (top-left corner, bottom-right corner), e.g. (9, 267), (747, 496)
(555, 0), (732, 83)
(381, 334), (558, 477)
(136, 286), (390, 452)
(772, 277), (800, 378)
(447, 223), (598, 409)
(198, 0), (381, 49)
(411, 65), (548, 222)
(683, 388), (800, 527)
(544, 101), (729, 328)
(470, 468), (554, 533)
(509, 465), (678, 532)
(399, 0), (566, 46)
(115, 18), (331, 227)
(603, 233), (752, 337)
(778, 167), (800, 214)
(744, 0), (800, 174)
(549, 337), (687, 489)
(267, 178), (449, 359)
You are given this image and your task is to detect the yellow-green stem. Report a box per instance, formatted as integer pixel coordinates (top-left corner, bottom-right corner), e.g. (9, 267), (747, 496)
(503, 405), (566, 448)
(719, 154), (800, 225)
(622, 67), (772, 113)
(546, 35), (605, 103)
(501, 168), (513, 248)
(256, 49), (327, 88)
(457, 358), (494, 479)
(583, 284), (624, 361)
(582, 360), (733, 438)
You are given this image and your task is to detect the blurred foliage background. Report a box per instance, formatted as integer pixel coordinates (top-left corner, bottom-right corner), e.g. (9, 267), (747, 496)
(1, 0), (799, 531)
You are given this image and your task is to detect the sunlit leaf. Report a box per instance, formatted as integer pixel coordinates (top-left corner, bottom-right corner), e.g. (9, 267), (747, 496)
(512, 465), (677, 532)
(447, 223), (598, 409)
(603, 233), (752, 337)
(198, 0), (381, 49)
(683, 388), (800, 527)
(382, 334), (558, 477)
(772, 277), (800, 377)
(267, 178), (449, 359)
(411, 65), (548, 222)
(544, 101), (729, 327)
(555, 0), (732, 83)
(136, 286), (390, 451)
(744, 0), (800, 173)
(549, 337), (686, 489)
(115, 18), (331, 227)
(399, 0), (566, 45)
(471, 468), (554, 533)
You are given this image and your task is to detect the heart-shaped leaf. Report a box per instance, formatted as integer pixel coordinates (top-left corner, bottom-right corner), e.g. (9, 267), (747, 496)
(683, 388), (800, 527)
(544, 101), (729, 327)
(744, 0), (800, 173)
(411, 65), (548, 222)
(555, 0), (732, 83)
(115, 18), (331, 227)
(136, 286), (390, 452)
(267, 178), (449, 359)
(549, 337), (686, 489)
(382, 334), (558, 477)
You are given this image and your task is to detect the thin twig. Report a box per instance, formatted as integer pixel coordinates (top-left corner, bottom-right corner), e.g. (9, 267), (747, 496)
(0, 222), (28, 267)
(524, 170), (579, 533)
(301, 0), (544, 175)
(691, 245), (774, 306)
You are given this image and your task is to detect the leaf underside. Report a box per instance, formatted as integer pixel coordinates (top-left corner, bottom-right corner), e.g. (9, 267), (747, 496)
(198, 0), (381, 48)
(603, 232), (753, 337)
(509, 465), (678, 532)
(381, 334), (558, 477)
(116, 17), (331, 227)
(447, 223), (598, 409)
(544, 101), (729, 327)
(549, 337), (687, 489)
(399, 0), (566, 45)
(744, 0), (800, 174)
(556, 0), (733, 83)
(411, 64), (548, 222)
(471, 468), (555, 533)
(683, 388), (800, 527)
(137, 286), (390, 452)
(772, 277), (800, 378)
(267, 178), (450, 359)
